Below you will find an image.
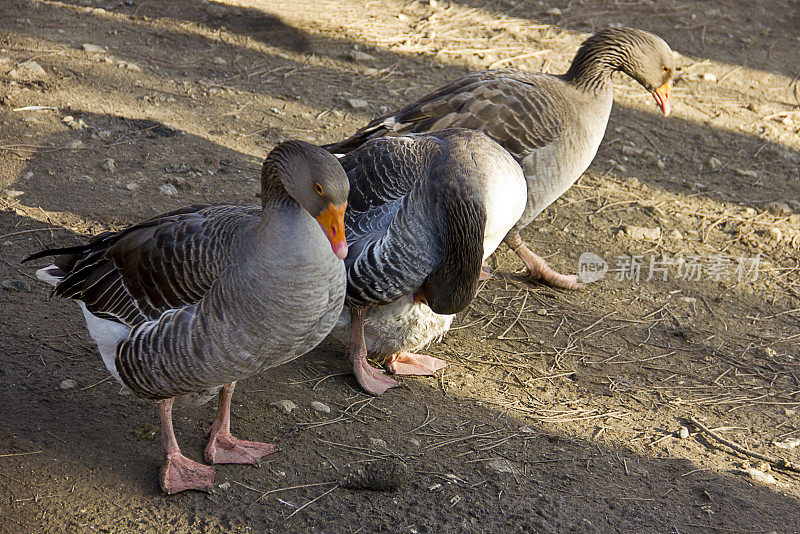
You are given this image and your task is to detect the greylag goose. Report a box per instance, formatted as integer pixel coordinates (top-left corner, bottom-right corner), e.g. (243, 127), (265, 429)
(331, 129), (526, 394)
(24, 141), (349, 494)
(325, 27), (675, 290)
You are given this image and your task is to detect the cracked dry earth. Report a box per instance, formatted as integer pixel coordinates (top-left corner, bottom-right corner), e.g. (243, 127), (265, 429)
(1, 0), (800, 532)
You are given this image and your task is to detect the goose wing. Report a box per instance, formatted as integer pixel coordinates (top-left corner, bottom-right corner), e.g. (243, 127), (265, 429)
(25, 204), (260, 325)
(325, 70), (566, 159)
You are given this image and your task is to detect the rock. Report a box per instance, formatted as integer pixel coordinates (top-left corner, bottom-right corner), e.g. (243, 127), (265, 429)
(369, 437), (388, 449)
(488, 458), (522, 476)
(218, 482), (231, 490)
(124, 182), (139, 191)
(94, 129), (113, 141)
(536, 308), (548, 316)
(785, 408), (797, 417)
(408, 438), (421, 447)
(165, 162), (190, 173)
(706, 156), (722, 170)
(63, 116), (89, 130)
(81, 43), (107, 54)
(65, 140), (83, 149)
(786, 200), (800, 213)
(168, 176), (188, 188)
(702, 72), (718, 83)
(1, 279), (30, 291)
(271, 399), (296, 414)
(346, 50), (376, 62)
(739, 467), (777, 485)
(764, 201), (792, 216)
(339, 458), (409, 491)
(8, 60), (47, 80)
(735, 168), (759, 179)
(212, 56), (227, 65)
(545, 7), (562, 16)
(364, 67), (379, 76)
(772, 437), (800, 450)
(621, 145), (642, 157)
(653, 158), (666, 170)
(678, 426), (690, 439)
(159, 184), (178, 196)
(59, 379), (78, 390)
(347, 98), (368, 109)
(4, 190), (25, 199)
(759, 227), (783, 243)
(310, 401), (331, 414)
(669, 229), (684, 240)
(101, 158), (116, 172)
(74, 175), (93, 183)
(623, 226), (661, 241)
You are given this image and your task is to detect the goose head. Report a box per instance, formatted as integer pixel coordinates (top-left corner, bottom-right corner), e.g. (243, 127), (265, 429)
(610, 28), (675, 116)
(570, 27), (676, 116)
(262, 141), (350, 259)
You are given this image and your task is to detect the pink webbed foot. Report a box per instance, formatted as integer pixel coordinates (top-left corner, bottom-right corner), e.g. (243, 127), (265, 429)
(160, 450), (215, 494)
(479, 261), (493, 282)
(203, 382), (277, 465)
(507, 235), (583, 290)
(204, 432), (277, 465)
(352, 353), (401, 396)
(386, 351), (448, 376)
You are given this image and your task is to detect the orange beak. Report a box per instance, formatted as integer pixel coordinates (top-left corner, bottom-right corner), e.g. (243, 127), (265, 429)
(315, 202), (348, 259)
(651, 81), (671, 116)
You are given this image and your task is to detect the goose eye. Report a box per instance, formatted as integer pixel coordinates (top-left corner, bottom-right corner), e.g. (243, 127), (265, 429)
(663, 66), (670, 74)
(315, 183), (324, 195)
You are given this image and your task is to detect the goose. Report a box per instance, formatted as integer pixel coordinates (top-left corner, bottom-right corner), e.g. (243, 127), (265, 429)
(330, 129), (526, 395)
(325, 27), (675, 290)
(24, 141), (349, 494)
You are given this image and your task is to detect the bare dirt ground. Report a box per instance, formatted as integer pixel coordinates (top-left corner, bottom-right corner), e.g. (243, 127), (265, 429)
(2, 1), (800, 532)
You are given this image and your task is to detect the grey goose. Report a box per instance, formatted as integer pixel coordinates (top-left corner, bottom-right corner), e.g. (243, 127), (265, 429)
(24, 141), (349, 494)
(330, 129), (526, 395)
(325, 27), (675, 290)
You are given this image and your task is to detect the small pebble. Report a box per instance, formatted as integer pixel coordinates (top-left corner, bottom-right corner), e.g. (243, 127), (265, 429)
(669, 229), (684, 240)
(81, 43), (107, 54)
(702, 72), (717, 83)
(488, 458), (522, 476)
(271, 399), (296, 414)
(772, 437), (800, 450)
(735, 168), (759, 179)
(310, 401), (331, 414)
(347, 98), (368, 109)
(124, 182), (139, 191)
(622, 225), (661, 241)
(740, 467), (777, 485)
(339, 458), (409, 491)
(369, 437), (388, 449)
(408, 438), (421, 447)
(59, 379), (78, 390)
(536, 308), (548, 316)
(95, 129), (113, 141)
(678, 426), (690, 439)
(101, 158), (116, 172)
(785, 408), (796, 417)
(1, 279), (30, 291)
(545, 7), (562, 15)
(706, 156), (722, 170)
(74, 175), (94, 183)
(218, 482), (231, 490)
(8, 60), (47, 80)
(346, 50), (376, 62)
(159, 183), (179, 196)
(213, 56), (227, 65)
(65, 140), (83, 149)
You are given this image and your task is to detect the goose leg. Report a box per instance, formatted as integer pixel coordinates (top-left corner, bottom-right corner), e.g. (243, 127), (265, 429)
(158, 398), (215, 494)
(385, 351), (448, 375)
(204, 382), (277, 465)
(349, 307), (400, 395)
(505, 233), (584, 290)
(479, 261), (493, 281)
